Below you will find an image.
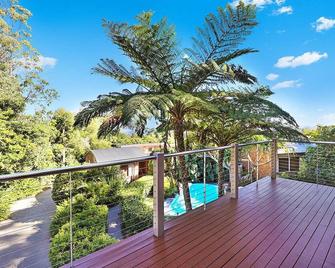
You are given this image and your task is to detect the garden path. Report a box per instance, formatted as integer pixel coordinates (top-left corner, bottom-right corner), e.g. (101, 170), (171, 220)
(0, 189), (55, 268)
(108, 205), (123, 240)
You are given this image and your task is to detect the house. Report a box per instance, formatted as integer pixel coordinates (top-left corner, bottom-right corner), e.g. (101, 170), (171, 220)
(85, 143), (163, 181)
(277, 142), (315, 172)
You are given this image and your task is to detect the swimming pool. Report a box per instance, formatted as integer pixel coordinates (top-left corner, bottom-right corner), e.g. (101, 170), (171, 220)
(164, 183), (218, 216)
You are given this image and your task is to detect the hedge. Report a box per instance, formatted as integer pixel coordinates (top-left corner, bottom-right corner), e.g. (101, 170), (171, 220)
(120, 196), (153, 237)
(51, 166), (125, 205)
(49, 194), (117, 267)
(49, 222), (116, 267)
(118, 178), (154, 237)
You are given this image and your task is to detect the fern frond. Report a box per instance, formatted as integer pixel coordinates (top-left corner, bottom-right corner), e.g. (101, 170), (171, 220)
(187, 2), (257, 63)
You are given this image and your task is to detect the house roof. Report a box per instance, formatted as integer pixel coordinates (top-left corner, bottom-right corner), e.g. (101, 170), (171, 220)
(89, 147), (149, 163)
(277, 142), (316, 155)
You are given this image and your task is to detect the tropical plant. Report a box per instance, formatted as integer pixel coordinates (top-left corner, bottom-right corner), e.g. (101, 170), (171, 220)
(75, 2), (259, 211)
(197, 86), (306, 196)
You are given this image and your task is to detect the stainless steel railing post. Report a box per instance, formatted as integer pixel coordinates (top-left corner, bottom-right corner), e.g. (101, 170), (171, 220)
(69, 172), (73, 267)
(203, 152), (207, 211)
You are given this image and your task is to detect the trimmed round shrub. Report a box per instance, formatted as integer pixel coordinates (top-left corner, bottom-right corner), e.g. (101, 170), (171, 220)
(120, 196), (153, 237)
(49, 222), (117, 267)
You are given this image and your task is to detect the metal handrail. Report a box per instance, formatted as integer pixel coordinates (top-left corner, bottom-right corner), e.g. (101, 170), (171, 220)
(165, 145), (233, 158)
(0, 155), (156, 181)
(238, 140), (271, 147)
(0, 145), (238, 181)
(0, 140), (275, 182)
(279, 140), (335, 145)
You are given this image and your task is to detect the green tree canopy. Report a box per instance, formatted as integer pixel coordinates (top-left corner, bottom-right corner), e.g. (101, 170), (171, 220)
(75, 2), (259, 211)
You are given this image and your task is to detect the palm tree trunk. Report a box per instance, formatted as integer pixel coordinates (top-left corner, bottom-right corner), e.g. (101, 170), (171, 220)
(174, 124), (192, 212)
(218, 150), (225, 197)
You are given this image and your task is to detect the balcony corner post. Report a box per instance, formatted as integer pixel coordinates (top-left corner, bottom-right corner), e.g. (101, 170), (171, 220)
(271, 139), (278, 179)
(230, 144), (239, 199)
(153, 152), (164, 237)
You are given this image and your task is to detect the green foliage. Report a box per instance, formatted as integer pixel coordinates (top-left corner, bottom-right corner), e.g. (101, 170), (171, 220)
(0, 0), (57, 109)
(297, 126), (335, 185)
(186, 155), (219, 183)
(0, 179), (43, 221)
(51, 172), (86, 205)
(50, 195), (107, 236)
(74, 3), (259, 137)
(120, 196), (153, 237)
(49, 195), (117, 267)
(125, 175), (177, 199)
(74, 3), (260, 211)
(52, 167), (125, 205)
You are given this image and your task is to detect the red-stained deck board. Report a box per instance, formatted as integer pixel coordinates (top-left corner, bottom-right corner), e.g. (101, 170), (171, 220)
(77, 177), (281, 268)
(175, 182), (310, 268)
(253, 186), (333, 268)
(265, 187), (334, 268)
(124, 179), (300, 267)
(219, 181), (320, 267)
(235, 185), (334, 267)
(324, 236), (335, 268)
(66, 178), (335, 268)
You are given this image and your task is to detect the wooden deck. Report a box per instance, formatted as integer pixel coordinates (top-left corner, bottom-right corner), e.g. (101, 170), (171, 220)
(69, 177), (335, 268)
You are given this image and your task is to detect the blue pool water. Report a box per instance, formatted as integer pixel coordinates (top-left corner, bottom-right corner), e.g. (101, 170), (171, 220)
(164, 183), (218, 216)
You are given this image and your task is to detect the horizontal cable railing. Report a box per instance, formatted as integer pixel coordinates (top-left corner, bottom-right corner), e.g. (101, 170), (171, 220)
(3, 139), (335, 267)
(277, 141), (335, 186)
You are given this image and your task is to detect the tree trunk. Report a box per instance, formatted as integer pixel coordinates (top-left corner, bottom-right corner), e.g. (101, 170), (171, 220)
(174, 125), (192, 212)
(218, 150), (225, 197)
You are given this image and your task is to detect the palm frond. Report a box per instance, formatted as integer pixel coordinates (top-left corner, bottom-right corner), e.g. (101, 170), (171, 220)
(93, 59), (159, 91)
(103, 12), (179, 91)
(187, 2), (257, 63)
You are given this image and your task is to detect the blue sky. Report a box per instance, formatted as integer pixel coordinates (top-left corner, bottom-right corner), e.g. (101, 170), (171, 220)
(22, 0), (335, 128)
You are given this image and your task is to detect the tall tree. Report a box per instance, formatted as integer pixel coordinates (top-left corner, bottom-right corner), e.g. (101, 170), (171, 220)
(197, 87), (305, 196)
(0, 0), (57, 173)
(75, 2), (258, 211)
(0, 0), (57, 110)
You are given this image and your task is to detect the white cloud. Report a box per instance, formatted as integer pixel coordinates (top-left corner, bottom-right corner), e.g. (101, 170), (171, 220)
(19, 55), (57, 69)
(266, 73), (279, 81)
(272, 80), (302, 90)
(275, 52), (328, 68)
(274, 6), (293, 15)
(276, 29), (286, 34)
(233, 0), (272, 7)
(38, 56), (57, 68)
(314, 17), (335, 32)
(275, 0), (285, 5)
(319, 113), (335, 125)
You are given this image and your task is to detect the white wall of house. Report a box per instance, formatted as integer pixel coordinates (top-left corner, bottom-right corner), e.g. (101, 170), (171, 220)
(127, 162), (140, 182)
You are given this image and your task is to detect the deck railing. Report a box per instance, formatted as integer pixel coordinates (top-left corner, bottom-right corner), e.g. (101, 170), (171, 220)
(1, 139), (335, 267)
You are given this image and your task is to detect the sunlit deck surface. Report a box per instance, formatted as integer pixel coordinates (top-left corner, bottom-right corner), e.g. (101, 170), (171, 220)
(68, 177), (335, 268)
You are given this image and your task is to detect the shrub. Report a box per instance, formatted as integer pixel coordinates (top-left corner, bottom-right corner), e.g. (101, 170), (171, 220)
(164, 183), (177, 198)
(51, 172), (87, 204)
(52, 167), (125, 205)
(120, 196), (153, 237)
(131, 176), (154, 196)
(50, 194), (107, 236)
(85, 177), (124, 206)
(49, 222), (116, 267)
(49, 195), (117, 267)
(0, 197), (10, 221)
(125, 175), (177, 199)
